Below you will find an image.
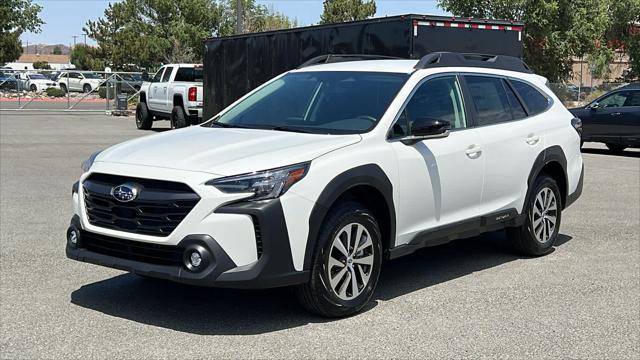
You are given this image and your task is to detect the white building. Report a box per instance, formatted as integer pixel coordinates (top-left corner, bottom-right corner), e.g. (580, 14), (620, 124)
(4, 54), (76, 70)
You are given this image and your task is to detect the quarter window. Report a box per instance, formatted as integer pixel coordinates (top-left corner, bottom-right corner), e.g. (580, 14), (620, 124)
(510, 80), (549, 115)
(465, 75), (512, 126)
(503, 80), (527, 119)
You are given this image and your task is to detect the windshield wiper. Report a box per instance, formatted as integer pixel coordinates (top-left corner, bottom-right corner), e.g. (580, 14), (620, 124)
(268, 126), (312, 134)
(208, 121), (252, 129)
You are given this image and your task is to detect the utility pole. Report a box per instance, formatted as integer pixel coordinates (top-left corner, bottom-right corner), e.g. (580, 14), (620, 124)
(83, 33), (87, 45)
(235, 0), (243, 34)
(72, 35), (79, 48)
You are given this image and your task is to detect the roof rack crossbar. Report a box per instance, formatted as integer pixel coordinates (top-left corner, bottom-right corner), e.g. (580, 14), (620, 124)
(414, 52), (532, 73)
(298, 54), (403, 68)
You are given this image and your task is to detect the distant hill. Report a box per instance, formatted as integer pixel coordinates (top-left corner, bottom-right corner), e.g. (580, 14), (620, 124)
(22, 44), (71, 56)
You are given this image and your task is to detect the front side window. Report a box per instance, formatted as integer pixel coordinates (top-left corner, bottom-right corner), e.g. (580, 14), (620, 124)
(207, 71), (409, 135)
(69, 72), (81, 79)
(597, 91), (631, 108)
(152, 68), (164, 82)
(510, 80), (549, 115)
(392, 76), (466, 137)
(465, 75), (513, 126)
(161, 67), (173, 82)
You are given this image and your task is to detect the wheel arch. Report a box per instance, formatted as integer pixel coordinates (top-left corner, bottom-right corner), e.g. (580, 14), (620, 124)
(527, 146), (568, 209)
(173, 94), (184, 109)
(304, 164), (396, 270)
(139, 91), (146, 103)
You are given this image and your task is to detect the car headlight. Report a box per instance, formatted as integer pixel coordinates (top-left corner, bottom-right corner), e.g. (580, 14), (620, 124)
(81, 150), (102, 172)
(207, 162), (310, 201)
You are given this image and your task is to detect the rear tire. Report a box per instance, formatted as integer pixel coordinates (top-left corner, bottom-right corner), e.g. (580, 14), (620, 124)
(507, 175), (562, 256)
(135, 102), (153, 130)
(605, 143), (626, 153)
(295, 201), (382, 317)
(171, 106), (188, 129)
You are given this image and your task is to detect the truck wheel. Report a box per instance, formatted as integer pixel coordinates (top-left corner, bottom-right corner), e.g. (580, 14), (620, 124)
(605, 143), (626, 153)
(295, 201), (382, 317)
(507, 175), (562, 256)
(135, 102), (153, 130)
(83, 84), (92, 93)
(171, 106), (188, 129)
(59, 83), (67, 93)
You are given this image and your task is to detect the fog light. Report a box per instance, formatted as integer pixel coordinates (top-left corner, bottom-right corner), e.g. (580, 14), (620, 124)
(189, 251), (202, 267)
(69, 230), (78, 244)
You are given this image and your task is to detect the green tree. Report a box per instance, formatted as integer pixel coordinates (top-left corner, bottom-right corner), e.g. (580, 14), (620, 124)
(32, 60), (50, 69)
(218, 0), (297, 36)
(70, 44), (106, 70)
(604, 0), (640, 80)
(51, 45), (62, 55)
(438, 0), (611, 82)
(0, 0), (43, 63)
(85, 0), (223, 69)
(320, 0), (376, 24)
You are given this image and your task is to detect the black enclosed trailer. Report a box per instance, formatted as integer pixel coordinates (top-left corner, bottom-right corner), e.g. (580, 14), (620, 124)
(203, 14), (524, 118)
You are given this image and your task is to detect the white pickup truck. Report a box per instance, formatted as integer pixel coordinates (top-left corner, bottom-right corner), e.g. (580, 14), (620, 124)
(135, 64), (204, 130)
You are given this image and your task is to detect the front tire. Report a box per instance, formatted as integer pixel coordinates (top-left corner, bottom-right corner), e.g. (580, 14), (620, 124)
(30, 84), (37, 92)
(507, 175), (562, 256)
(83, 84), (92, 93)
(605, 143), (626, 153)
(295, 202), (382, 317)
(171, 106), (188, 129)
(135, 102), (153, 130)
(59, 83), (67, 93)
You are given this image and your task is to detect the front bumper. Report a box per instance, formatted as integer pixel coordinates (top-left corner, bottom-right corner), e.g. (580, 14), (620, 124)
(67, 182), (310, 289)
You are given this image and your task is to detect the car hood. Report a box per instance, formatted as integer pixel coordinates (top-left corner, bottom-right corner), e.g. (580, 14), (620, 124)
(96, 126), (361, 176)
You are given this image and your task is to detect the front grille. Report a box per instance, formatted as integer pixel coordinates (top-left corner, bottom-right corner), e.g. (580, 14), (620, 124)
(83, 173), (200, 237)
(80, 230), (184, 266)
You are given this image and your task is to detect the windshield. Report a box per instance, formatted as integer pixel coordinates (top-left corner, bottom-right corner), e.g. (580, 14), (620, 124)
(29, 74), (47, 79)
(205, 71), (408, 135)
(83, 72), (101, 79)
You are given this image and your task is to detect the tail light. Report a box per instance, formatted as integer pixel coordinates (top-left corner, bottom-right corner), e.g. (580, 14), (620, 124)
(571, 117), (583, 136)
(188, 87), (197, 102)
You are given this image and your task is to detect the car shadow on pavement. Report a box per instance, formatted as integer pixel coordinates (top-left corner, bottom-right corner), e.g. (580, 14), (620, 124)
(581, 148), (640, 158)
(71, 231), (572, 335)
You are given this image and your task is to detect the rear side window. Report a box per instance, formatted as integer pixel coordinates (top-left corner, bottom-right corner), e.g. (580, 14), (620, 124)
(510, 80), (549, 115)
(175, 67), (203, 82)
(464, 76), (512, 126)
(624, 91), (640, 106)
(503, 81), (527, 119)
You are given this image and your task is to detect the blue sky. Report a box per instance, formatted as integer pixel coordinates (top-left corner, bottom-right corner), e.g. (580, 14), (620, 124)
(21, 0), (448, 46)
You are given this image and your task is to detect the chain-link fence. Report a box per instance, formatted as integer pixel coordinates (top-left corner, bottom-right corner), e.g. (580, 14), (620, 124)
(0, 69), (143, 113)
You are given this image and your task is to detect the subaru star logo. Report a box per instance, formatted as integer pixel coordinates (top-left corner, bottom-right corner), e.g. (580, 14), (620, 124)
(110, 183), (140, 202)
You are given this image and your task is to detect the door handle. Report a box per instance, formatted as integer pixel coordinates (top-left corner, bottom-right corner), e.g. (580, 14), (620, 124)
(610, 112), (621, 116)
(465, 145), (482, 159)
(526, 135), (540, 145)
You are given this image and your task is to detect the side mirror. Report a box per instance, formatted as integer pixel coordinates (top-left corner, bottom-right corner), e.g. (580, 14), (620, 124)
(589, 102), (599, 111)
(401, 118), (451, 145)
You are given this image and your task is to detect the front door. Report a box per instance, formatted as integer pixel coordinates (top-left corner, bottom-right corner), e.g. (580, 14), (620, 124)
(148, 67), (166, 111)
(389, 74), (485, 246)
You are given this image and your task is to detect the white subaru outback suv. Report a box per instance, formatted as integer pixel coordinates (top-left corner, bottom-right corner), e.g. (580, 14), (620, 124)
(67, 53), (584, 317)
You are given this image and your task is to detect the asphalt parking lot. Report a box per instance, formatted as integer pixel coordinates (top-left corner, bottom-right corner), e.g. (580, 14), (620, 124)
(1, 111), (638, 359)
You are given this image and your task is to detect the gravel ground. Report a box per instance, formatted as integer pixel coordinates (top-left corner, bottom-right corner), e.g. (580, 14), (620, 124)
(1, 112), (638, 359)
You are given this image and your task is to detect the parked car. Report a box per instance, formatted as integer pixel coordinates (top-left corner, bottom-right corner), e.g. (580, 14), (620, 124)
(135, 64), (203, 129)
(16, 72), (59, 92)
(67, 53), (584, 317)
(0, 70), (18, 91)
(55, 71), (103, 93)
(570, 83), (640, 152)
(118, 73), (143, 93)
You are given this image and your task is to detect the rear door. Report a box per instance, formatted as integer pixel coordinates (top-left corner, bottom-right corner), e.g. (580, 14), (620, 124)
(462, 74), (547, 215)
(620, 90), (640, 145)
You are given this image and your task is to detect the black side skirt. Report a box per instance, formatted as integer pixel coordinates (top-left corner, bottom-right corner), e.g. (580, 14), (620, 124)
(387, 208), (525, 260)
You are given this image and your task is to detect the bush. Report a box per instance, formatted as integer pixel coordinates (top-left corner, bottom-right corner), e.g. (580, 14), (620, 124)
(46, 87), (66, 97)
(33, 61), (51, 70)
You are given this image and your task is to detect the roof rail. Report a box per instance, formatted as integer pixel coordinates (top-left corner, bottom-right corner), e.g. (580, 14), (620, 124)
(298, 54), (403, 68)
(414, 52), (532, 73)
